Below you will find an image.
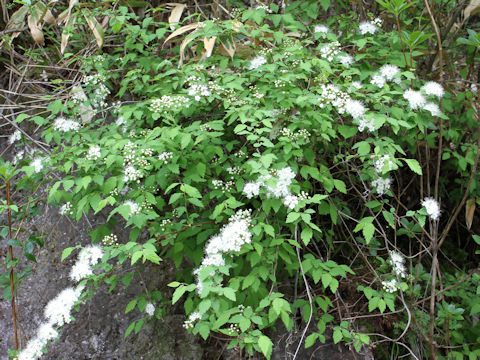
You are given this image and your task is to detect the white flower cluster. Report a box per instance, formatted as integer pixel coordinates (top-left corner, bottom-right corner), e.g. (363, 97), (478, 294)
(243, 167), (302, 209)
(279, 127), (311, 142)
(160, 219), (172, 231)
(255, 5), (272, 13)
(183, 311), (202, 329)
(69, 245), (104, 282)
(421, 197), (441, 221)
(123, 165), (142, 183)
(248, 55), (267, 70)
(123, 200), (140, 217)
(226, 166), (242, 178)
(13, 149), (25, 165)
(314, 24), (329, 38)
(82, 74), (110, 108)
(381, 278), (399, 293)
(319, 41), (340, 62)
(145, 302), (155, 316)
(158, 151), (173, 164)
(8, 130), (21, 144)
(17, 245), (102, 360)
(338, 54), (354, 68)
(86, 145), (101, 161)
(403, 89), (426, 110)
(403, 82), (444, 117)
(102, 234), (119, 246)
(371, 177), (392, 196)
(359, 18), (381, 35)
(195, 210), (252, 294)
(388, 250), (407, 278)
(212, 179), (234, 192)
(371, 155), (394, 195)
(422, 81), (444, 98)
(150, 95), (190, 114)
(374, 155), (394, 174)
(59, 202), (73, 216)
(318, 84), (349, 112)
(187, 84), (211, 101)
(53, 117), (81, 132)
(370, 64), (400, 88)
(31, 157), (45, 173)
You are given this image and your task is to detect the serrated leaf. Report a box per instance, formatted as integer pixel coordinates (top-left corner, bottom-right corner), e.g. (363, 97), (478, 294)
(258, 336), (273, 359)
(223, 287), (236, 301)
(125, 299), (137, 314)
(333, 328), (342, 344)
(403, 158), (422, 175)
(363, 223), (375, 244)
(172, 285), (187, 304)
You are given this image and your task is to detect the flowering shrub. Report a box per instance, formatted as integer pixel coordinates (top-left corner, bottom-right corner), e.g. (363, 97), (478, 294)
(4, 1), (480, 359)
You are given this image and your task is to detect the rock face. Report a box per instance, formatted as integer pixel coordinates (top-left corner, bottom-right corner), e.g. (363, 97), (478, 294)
(0, 204), (202, 360)
(1, 204), (373, 360)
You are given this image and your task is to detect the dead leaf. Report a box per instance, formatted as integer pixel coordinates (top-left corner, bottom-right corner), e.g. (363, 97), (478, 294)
(44, 10), (56, 24)
(464, 0), (480, 21)
(164, 22), (199, 44)
(168, 3), (186, 30)
(2, 5), (29, 44)
(220, 39), (236, 58)
(84, 10), (104, 49)
(61, 12), (77, 54)
(27, 15), (45, 45)
(201, 36), (216, 59)
(178, 30), (198, 67)
(466, 198), (476, 230)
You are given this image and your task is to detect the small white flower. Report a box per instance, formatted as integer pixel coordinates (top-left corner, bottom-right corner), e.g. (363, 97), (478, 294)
(145, 302), (155, 316)
(371, 177), (392, 195)
(403, 89), (427, 110)
(338, 54), (354, 68)
(243, 182), (262, 199)
(31, 157), (44, 173)
(69, 261), (93, 282)
(86, 145), (101, 161)
(53, 117), (80, 132)
(358, 118), (375, 132)
(424, 102), (441, 117)
(44, 287), (80, 326)
(379, 64), (400, 81)
(78, 245), (103, 266)
(248, 55), (267, 70)
(8, 130), (21, 144)
(345, 99), (366, 119)
(314, 24), (329, 37)
(359, 21), (378, 35)
(422, 81), (444, 98)
(59, 202), (73, 216)
(388, 250), (407, 278)
(37, 322), (58, 343)
(123, 200), (140, 217)
(283, 194), (299, 209)
(421, 197), (441, 221)
(370, 74), (386, 88)
(382, 279), (398, 293)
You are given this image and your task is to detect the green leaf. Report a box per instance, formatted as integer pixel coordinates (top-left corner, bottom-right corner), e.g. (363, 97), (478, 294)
(363, 223), (375, 244)
(61, 247), (77, 261)
(125, 299), (137, 314)
(403, 158), (422, 175)
(172, 285), (187, 304)
(258, 336), (273, 359)
(223, 287), (236, 301)
(333, 328), (342, 344)
(301, 226), (313, 246)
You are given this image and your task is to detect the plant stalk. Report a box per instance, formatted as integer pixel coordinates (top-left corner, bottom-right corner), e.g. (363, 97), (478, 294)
(6, 180), (19, 350)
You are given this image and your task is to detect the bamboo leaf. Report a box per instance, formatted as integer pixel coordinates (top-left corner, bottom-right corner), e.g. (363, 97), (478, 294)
(164, 22), (199, 43)
(168, 3), (186, 30)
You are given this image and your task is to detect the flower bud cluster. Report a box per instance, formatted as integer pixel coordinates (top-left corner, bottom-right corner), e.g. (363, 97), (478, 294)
(102, 234), (119, 246)
(319, 41), (340, 62)
(381, 278), (398, 293)
(150, 95), (190, 114)
(212, 179), (234, 192)
(53, 117), (81, 132)
(158, 151), (173, 164)
(86, 145), (101, 161)
(59, 202), (73, 216)
(183, 311), (202, 329)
